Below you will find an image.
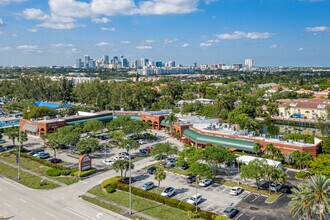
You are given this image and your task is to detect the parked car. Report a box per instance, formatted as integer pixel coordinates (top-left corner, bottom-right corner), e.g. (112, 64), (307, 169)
(0, 147), (5, 152)
(142, 181), (154, 191)
(223, 207), (239, 218)
(179, 163), (189, 170)
(270, 183), (283, 192)
(102, 159), (114, 166)
(187, 194), (202, 205)
(199, 178), (212, 187)
(147, 166), (157, 174)
(119, 152), (134, 160)
(230, 187), (243, 196)
(155, 154), (167, 161)
(0, 139), (6, 144)
(29, 148), (45, 156)
(113, 156), (127, 161)
(145, 146), (154, 151)
(48, 158), (62, 164)
(34, 152), (50, 159)
(121, 177), (135, 184)
(138, 149), (150, 156)
(186, 176), (197, 184)
(161, 187), (176, 197)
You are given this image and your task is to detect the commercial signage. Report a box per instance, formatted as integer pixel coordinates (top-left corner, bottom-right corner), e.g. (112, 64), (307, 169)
(79, 154), (92, 171)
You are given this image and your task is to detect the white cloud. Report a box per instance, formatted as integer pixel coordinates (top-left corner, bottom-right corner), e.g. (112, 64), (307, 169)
(0, 18), (4, 26)
(92, 17), (111, 23)
(52, 43), (74, 48)
(101, 27), (116, 31)
(28, 28), (38, 32)
(91, 0), (136, 16)
(216, 31), (273, 40)
(17, 44), (42, 53)
(182, 43), (190, 48)
(49, 0), (92, 18)
(12, 33), (18, 37)
(145, 39), (156, 43)
(37, 22), (76, 30)
(96, 41), (110, 47)
(297, 48), (304, 51)
(68, 47), (80, 54)
(138, 0), (199, 15)
(305, 26), (328, 32)
(136, 45), (152, 50)
(23, 8), (48, 20)
(270, 44), (278, 48)
(0, 0), (25, 5)
(0, 46), (10, 52)
(121, 40), (131, 44)
(200, 42), (212, 47)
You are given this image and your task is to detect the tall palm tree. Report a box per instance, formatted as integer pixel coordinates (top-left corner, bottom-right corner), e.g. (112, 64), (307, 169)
(154, 168), (166, 188)
(165, 113), (177, 136)
(271, 168), (288, 193)
(252, 142), (263, 157)
(289, 175), (330, 220)
(18, 132), (28, 148)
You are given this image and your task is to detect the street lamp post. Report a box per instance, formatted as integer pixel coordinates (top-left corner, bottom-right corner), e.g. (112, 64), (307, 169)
(17, 129), (21, 180)
(128, 144), (132, 215)
(195, 175), (199, 212)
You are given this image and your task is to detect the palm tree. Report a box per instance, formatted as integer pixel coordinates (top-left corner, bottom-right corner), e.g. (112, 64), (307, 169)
(4, 127), (19, 147)
(18, 132), (28, 148)
(265, 143), (276, 156)
(271, 168), (288, 193)
(165, 113), (177, 136)
(154, 168), (166, 188)
(252, 142), (263, 157)
(48, 139), (60, 163)
(289, 175), (330, 220)
(112, 160), (127, 178)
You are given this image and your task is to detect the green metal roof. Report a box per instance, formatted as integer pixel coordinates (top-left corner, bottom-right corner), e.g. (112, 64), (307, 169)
(183, 129), (255, 152)
(66, 115), (114, 125)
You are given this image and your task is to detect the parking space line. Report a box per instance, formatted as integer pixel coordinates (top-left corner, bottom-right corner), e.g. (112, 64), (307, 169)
(252, 194), (260, 202)
(250, 217), (255, 220)
(234, 213), (243, 220)
(243, 193), (252, 200)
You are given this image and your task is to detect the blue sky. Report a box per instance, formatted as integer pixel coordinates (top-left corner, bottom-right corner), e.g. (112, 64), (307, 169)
(0, 0), (329, 67)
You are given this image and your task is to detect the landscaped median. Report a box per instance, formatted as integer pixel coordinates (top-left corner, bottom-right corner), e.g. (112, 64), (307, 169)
(0, 161), (59, 189)
(83, 176), (230, 220)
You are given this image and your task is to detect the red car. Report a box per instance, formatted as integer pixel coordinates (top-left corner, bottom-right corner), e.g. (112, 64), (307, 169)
(145, 146), (154, 151)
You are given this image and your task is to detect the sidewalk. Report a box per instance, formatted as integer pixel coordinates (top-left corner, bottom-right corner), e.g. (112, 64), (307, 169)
(0, 158), (67, 187)
(83, 192), (157, 220)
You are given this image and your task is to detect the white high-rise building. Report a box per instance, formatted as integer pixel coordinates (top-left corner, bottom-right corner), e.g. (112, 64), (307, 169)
(244, 59), (254, 69)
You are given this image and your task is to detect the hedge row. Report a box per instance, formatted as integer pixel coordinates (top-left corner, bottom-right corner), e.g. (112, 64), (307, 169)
(101, 177), (229, 220)
(11, 151), (68, 170)
(74, 167), (97, 177)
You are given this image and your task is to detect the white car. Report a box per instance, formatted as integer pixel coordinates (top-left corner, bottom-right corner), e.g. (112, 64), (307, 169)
(187, 194), (202, 205)
(161, 187), (176, 197)
(270, 183), (283, 192)
(199, 178), (212, 187)
(102, 159), (114, 166)
(230, 187), (243, 195)
(113, 156), (126, 161)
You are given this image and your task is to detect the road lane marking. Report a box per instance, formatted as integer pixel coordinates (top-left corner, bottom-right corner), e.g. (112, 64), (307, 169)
(252, 194), (260, 202)
(96, 213), (103, 219)
(65, 207), (94, 220)
(4, 202), (12, 208)
(19, 198), (27, 203)
(0, 178), (23, 190)
(46, 212), (56, 218)
(234, 214), (243, 220)
(243, 193), (252, 200)
(250, 217), (255, 220)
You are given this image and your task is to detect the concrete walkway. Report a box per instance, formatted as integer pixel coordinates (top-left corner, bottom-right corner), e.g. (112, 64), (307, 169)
(84, 192), (157, 220)
(0, 158), (67, 187)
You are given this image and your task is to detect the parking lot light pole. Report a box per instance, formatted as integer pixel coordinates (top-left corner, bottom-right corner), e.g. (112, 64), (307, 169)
(195, 175), (199, 212)
(128, 144), (132, 215)
(17, 129), (21, 180)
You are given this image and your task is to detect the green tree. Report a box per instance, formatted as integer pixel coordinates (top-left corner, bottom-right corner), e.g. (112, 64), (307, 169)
(22, 106), (57, 120)
(270, 168), (288, 193)
(289, 175), (330, 220)
(17, 132), (28, 147)
(204, 145), (236, 173)
(4, 127), (19, 146)
(47, 133), (61, 162)
(290, 151), (313, 170)
(83, 120), (104, 137)
(309, 154), (330, 178)
(154, 168), (167, 188)
(150, 142), (178, 160)
(188, 162), (212, 178)
(252, 142), (263, 157)
(76, 138), (100, 154)
(112, 160), (134, 178)
(240, 159), (265, 189)
(177, 144), (204, 167)
(165, 112), (177, 136)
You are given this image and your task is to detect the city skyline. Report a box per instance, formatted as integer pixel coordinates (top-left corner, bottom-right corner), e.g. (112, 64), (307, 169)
(0, 0), (330, 67)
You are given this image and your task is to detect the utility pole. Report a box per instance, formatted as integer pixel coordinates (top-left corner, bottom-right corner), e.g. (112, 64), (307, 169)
(195, 175), (199, 212)
(17, 129), (21, 180)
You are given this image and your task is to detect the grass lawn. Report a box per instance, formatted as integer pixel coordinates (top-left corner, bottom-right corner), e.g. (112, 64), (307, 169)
(88, 186), (189, 220)
(81, 195), (122, 213)
(0, 162), (59, 189)
(0, 153), (79, 185)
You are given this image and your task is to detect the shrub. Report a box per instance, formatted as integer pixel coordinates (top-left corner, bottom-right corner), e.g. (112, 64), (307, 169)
(212, 215), (231, 220)
(46, 168), (61, 176)
(295, 171), (309, 179)
(70, 168), (79, 176)
(187, 211), (200, 219)
(39, 179), (48, 186)
(74, 167), (96, 177)
(105, 184), (116, 193)
(0, 152), (11, 157)
(101, 176), (122, 188)
(61, 170), (71, 176)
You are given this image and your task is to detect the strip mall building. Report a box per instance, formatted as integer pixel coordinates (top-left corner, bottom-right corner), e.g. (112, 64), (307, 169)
(20, 111), (321, 157)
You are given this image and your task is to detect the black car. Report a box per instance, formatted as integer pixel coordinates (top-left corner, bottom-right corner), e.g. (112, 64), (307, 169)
(138, 149), (150, 156)
(179, 164), (189, 170)
(121, 177), (135, 184)
(223, 207), (239, 218)
(147, 166), (157, 174)
(186, 176), (197, 184)
(0, 147), (5, 152)
(48, 158), (63, 164)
